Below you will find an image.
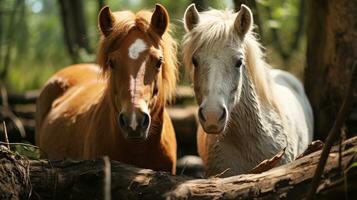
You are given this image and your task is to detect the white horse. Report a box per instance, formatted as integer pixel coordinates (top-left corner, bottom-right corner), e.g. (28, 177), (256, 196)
(183, 4), (313, 177)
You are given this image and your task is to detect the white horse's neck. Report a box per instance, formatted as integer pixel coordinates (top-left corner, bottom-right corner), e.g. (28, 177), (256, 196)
(228, 66), (284, 141)
(207, 66), (289, 175)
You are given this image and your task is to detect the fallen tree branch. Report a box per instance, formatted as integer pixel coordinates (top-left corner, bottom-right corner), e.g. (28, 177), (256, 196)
(1, 136), (357, 199)
(0, 86), (194, 105)
(0, 90), (39, 105)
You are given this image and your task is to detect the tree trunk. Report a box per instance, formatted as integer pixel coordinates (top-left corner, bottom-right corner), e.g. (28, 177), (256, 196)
(1, 0), (22, 79)
(58, 0), (78, 63)
(305, 0), (357, 140)
(71, 0), (91, 53)
(290, 0), (306, 54)
(1, 137), (357, 199)
(57, 0), (90, 63)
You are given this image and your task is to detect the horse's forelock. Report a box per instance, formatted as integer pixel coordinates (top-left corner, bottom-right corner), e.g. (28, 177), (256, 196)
(183, 8), (278, 111)
(182, 10), (236, 76)
(97, 9), (178, 106)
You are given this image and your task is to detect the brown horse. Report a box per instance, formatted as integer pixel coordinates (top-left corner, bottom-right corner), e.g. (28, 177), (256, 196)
(35, 4), (178, 174)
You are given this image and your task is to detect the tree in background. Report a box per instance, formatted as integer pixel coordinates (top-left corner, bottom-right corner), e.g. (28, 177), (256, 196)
(305, 0), (357, 140)
(263, 0), (306, 62)
(58, 0), (91, 63)
(0, 0), (26, 80)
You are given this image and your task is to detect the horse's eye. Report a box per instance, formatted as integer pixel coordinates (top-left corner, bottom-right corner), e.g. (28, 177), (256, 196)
(155, 57), (163, 69)
(107, 60), (114, 69)
(192, 57), (198, 68)
(235, 58), (243, 68)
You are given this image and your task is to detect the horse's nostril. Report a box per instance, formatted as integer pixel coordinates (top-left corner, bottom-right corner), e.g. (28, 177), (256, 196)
(141, 113), (150, 129)
(118, 113), (126, 128)
(198, 107), (206, 122)
(219, 107), (226, 121)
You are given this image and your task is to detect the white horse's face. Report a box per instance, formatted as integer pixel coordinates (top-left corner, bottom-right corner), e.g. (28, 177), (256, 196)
(184, 4), (253, 134)
(192, 42), (245, 133)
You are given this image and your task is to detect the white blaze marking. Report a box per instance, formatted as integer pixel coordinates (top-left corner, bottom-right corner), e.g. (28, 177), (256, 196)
(128, 39), (147, 59)
(130, 111), (138, 130)
(128, 60), (147, 130)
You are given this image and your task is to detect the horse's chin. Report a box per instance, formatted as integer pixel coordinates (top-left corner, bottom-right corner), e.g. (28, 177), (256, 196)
(201, 124), (225, 134)
(123, 130), (149, 142)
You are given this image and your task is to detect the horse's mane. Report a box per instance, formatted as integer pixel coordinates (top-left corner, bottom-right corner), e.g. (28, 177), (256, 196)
(183, 9), (277, 109)
(97, 10), (178, 103)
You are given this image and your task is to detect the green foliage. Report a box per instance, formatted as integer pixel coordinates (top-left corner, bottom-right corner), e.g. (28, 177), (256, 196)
(257, 0), (304, 50)
(0, 0), (306, 92)
(1, 0), (71, 92)
(12, 141), (41, 159)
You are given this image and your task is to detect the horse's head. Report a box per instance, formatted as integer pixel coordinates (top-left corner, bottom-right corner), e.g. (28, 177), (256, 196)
(183, 4), (253, 134)
(98, 4), (175, 140)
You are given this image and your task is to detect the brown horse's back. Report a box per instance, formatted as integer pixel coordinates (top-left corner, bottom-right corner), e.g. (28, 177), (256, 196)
(36, 64), (105, 159)
(36, 4), (178, 174)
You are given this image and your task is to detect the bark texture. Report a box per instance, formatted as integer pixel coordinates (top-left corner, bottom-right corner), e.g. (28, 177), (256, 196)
(1, 137), (357, 199)
(305, 0), (357, 140)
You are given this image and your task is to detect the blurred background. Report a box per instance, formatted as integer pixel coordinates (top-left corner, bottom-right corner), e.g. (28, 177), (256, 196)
(0, 0), (307, 92)
(0, 0), (356, 166)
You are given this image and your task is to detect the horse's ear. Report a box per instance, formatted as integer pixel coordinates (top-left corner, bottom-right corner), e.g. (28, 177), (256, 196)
(234, 4), (253, 39)
(184, 4), (200, 32)
(150, 4), (169, 37)
(98, 6), (115, 37)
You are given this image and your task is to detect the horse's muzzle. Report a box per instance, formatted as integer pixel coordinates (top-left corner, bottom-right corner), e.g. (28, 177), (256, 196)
(117, 111), (151, 140)
(198, 105), (227, 134)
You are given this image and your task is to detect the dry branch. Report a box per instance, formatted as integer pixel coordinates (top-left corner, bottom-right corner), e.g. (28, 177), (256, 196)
(1, 136), (357, 199)
(0, 90), (38, 105)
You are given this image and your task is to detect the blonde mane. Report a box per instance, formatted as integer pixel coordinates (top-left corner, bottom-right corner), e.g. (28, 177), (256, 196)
(97, 10), (178, 103)
(183, 9), (277, 109)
